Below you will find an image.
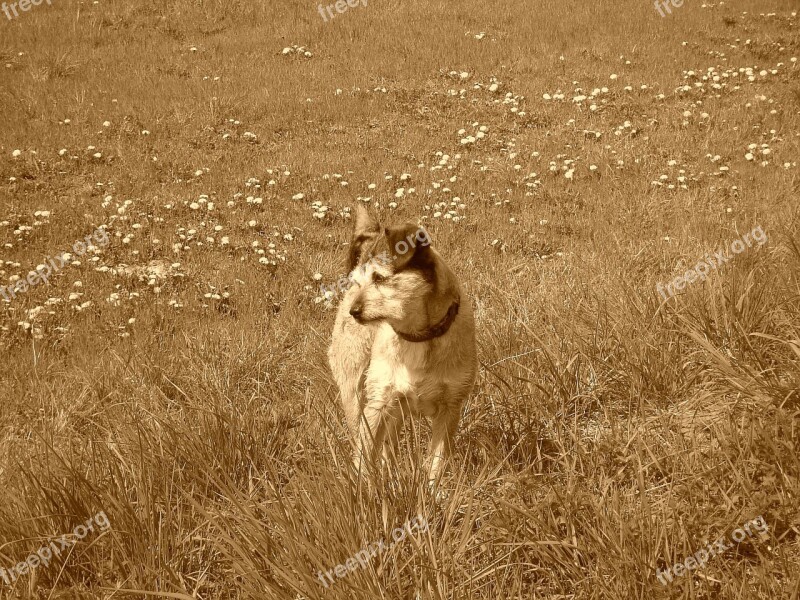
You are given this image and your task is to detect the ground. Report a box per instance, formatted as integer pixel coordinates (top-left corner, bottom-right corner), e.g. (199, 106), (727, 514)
(0, 0), (799, 598)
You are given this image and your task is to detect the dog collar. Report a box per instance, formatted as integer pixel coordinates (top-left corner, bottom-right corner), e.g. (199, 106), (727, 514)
(395, 301), (459, 343)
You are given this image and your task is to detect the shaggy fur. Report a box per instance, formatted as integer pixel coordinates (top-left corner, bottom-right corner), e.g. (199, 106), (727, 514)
(328, 206), (478, 485)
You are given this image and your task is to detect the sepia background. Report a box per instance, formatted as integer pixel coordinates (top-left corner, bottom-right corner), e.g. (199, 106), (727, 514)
(0, 0), (798, 597)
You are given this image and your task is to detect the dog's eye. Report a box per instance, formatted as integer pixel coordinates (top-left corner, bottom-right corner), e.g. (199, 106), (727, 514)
(372, 273), (387, 284)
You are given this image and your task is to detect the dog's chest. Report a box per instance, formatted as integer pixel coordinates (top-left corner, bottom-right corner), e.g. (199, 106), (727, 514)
(372, 334), (447, 416)
(394, 338), (429, 371)
(373, 340), (426, 389)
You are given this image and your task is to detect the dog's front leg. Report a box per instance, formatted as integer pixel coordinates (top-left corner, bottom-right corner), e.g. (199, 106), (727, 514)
(354, 399), (386, 477)
(381, 393), (412, 465)
(340, 369), (368, 443)
(427, 399), (463, 487)
(354, 382), (401, 478)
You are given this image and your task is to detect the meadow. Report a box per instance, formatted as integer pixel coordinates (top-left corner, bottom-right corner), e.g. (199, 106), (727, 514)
(0, 0), (799, 598)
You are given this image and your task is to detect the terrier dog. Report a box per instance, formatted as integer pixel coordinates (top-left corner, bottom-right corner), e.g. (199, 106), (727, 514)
(328, 206), (477, 486)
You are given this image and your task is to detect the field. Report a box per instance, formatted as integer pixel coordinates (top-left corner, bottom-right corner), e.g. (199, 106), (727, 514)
(1, 0), (799, 598)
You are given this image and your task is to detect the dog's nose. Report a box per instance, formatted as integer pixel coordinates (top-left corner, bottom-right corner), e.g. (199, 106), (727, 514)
(349, 304), (363, 319)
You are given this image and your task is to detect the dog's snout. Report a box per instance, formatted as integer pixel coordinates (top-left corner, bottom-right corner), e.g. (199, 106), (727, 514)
(349, 303), (363, 319)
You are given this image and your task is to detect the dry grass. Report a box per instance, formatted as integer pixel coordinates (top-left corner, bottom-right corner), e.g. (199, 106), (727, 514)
(0, 0), (799, 598)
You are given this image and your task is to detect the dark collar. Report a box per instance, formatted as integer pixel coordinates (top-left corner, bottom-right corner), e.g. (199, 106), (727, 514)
(394, 301), (460, 343)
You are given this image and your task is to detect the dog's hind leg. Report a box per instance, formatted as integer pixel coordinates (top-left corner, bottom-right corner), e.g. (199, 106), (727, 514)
(328, 311), (373, 442)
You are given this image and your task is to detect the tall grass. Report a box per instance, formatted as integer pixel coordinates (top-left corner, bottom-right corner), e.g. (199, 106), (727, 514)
(0, 0), (798, 598)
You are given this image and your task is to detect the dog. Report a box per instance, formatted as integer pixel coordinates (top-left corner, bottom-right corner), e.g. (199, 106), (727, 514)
(327, 206), (477, 487)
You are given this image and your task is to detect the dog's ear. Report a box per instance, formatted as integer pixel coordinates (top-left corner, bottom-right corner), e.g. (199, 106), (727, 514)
(348, 205), (380, 270)
(385, 223), (433, 272)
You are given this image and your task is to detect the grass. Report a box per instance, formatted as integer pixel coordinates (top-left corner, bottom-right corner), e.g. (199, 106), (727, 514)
(0, 0), (799, 598)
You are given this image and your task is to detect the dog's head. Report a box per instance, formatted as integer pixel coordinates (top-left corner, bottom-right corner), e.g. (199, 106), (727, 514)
(345, 205), (458, 330)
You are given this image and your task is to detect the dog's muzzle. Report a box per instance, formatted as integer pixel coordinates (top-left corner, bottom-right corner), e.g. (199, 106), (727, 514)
(349, 303), (364, 322)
